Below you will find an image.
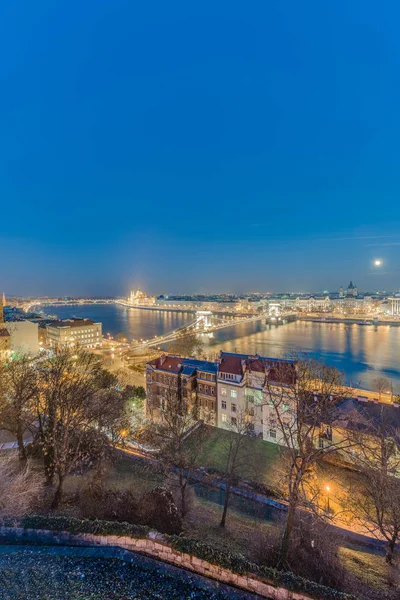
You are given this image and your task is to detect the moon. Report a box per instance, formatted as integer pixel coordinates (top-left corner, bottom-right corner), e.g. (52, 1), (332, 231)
(374, 259), (382, 266)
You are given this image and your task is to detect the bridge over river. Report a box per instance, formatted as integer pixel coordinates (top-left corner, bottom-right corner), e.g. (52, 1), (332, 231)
(128, 311), (296, 353)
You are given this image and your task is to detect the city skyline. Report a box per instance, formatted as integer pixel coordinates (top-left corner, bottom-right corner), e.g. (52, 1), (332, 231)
(2, 1), (400, 296)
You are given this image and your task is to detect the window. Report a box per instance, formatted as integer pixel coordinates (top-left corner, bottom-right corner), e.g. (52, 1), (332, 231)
(221, 413), (227, 423)
(230, 390), (237, 398)
(269, 429), (276, 439)
(221, 400), (227, 410)
(211, 387), (214, 395)
(247, 394), (254, 403)
(205, 386), (208, 394)
(199, 384), (203, 392)
(221, 387), (227, 396)
(231, 403), (237, 413)
(231, 417), (237, 425)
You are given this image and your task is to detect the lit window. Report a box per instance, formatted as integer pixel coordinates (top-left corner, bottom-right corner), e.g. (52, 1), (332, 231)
(221, 387), (227, 396)
(231, 390), (237, 398)
(221, 414), (227, 423)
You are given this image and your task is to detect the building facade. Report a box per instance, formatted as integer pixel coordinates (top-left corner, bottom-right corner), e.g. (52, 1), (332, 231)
(216, 352), (296, 438)
(146, 355), (218, 424)
(388, 296), (400, 316)
(295, 296), (331, 313)
(46, 318), (102, 349)
(5, 320), (39, 356)
(0, 298), (10, 358)
(128, 289), (157, 306)
(146, 351), (295, 440)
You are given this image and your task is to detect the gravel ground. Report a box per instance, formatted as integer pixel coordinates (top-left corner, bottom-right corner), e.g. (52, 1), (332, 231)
(0, 549), (234, 600)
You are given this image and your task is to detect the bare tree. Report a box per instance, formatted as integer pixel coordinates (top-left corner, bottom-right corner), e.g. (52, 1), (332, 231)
(346, 409), (400, 564)
(0, 356), (38, 463)
(168, 332), (203, 358)
(142, 380), (208, 517)
(0, 453), (43, 520)
(263, 355), (353, 565)
(35, 349), (129, 508)
(219, 410), (261, 528)
(372, 376), (391, 401)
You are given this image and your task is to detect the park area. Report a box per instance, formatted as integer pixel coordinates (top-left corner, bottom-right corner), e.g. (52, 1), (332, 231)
(55, 427), (399, 600)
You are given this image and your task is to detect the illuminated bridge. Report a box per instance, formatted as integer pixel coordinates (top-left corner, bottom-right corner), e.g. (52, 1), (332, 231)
(129, 310), (295, 352)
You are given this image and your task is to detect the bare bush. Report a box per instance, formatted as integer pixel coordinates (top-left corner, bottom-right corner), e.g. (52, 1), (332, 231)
(78, 482), (138, 523)
(0, 454), (43, 520)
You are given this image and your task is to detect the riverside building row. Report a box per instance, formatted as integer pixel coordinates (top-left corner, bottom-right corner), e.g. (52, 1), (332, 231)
(146, 351), (296, 440)
(146, 351), (400, 461)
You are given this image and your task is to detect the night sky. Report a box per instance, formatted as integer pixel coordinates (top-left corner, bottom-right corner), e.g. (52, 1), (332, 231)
(1, 1), (400, 296)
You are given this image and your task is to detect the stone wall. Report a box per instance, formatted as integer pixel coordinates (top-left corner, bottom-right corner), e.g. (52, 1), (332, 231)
(0, 526), (319, 600)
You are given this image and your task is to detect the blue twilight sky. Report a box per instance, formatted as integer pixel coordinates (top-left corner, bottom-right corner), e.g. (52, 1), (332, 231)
(1, 0), (400, 297)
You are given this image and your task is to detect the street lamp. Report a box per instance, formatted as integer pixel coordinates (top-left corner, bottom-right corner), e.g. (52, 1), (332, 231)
(325, 485), (331, 512)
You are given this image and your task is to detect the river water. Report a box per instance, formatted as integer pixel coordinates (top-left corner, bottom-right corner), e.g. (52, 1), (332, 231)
(44, 304), (400, 391)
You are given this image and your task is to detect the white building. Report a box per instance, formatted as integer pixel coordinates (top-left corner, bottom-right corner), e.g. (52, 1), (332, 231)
(216, 352), (296, 438)
(295, 296), (331, 313)
(388, 297), (400, 316)
(46, 318), (102, 349)
(5, 320), (39, 356)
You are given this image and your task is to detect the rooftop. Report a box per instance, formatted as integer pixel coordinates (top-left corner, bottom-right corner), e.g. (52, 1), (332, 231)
(335, 397), (400, 436)
(46, 318), (98, 329)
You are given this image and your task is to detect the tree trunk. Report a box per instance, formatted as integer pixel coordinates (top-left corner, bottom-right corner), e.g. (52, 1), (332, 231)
(180, 484), (186, 517)
(278, 500), (297, 566)
(51, 475), (64, 510)
(385, 536), (397, 564)
(220, 481), (231, 528)
(16, 424), (27, 464)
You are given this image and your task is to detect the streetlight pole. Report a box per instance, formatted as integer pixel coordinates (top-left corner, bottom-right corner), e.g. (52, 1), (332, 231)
(326, 485), (331, 512)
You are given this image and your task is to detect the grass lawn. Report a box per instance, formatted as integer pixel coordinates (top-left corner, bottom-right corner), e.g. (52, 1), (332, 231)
(339, 546), (399, 596)
(198, 426), (281, 489)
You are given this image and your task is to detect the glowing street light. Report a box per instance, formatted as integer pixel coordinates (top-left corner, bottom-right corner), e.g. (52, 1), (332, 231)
(325, 485), (331, 512)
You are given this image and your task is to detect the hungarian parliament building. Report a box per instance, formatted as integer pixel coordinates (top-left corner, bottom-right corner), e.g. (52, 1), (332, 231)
(127, 288), (157, 307)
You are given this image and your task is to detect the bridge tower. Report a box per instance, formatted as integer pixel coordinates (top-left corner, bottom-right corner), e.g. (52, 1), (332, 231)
(195, 310), (213, 330)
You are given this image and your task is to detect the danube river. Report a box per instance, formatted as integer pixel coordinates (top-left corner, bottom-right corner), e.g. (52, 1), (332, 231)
(44, 304), (400, 391)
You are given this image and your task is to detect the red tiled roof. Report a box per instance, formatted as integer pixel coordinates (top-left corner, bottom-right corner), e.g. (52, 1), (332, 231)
(218, 354), (244, 376)
(148, 355), (182, 374)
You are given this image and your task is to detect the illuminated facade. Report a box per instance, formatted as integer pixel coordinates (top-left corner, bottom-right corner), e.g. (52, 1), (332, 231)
(0, 297), (11, 358)
(46, 318), (102, 349)
(388, 296), (400, 316)
(128, 289), (157, 306)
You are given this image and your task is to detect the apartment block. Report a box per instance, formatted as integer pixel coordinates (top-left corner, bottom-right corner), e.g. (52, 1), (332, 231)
(46, 318), (102, 349)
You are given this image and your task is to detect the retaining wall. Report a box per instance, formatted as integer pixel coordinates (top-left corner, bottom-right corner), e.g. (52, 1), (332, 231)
(0, 526), (323, 600)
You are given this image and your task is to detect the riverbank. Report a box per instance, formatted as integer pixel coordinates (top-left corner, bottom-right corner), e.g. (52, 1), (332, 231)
(300, 315), (400, 326)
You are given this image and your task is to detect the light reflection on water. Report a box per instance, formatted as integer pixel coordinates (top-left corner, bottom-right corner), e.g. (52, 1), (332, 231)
(45, 304), (400, 391)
